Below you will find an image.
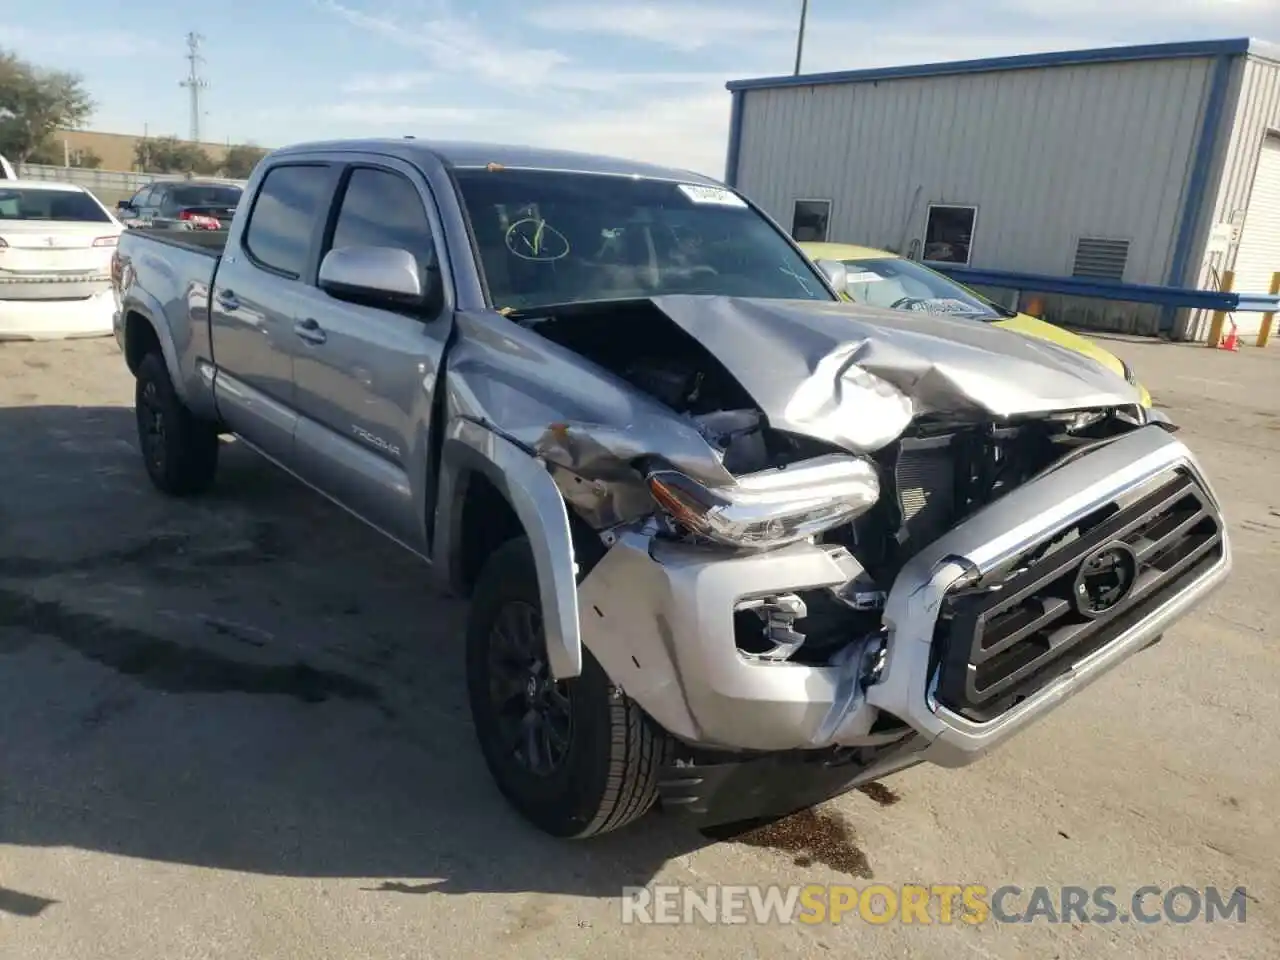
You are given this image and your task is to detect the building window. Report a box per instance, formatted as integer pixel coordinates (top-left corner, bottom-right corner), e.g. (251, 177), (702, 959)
(923, 204), (977, 265)
(791, 199), (831, 242)
(1072, 237), (1130, 282)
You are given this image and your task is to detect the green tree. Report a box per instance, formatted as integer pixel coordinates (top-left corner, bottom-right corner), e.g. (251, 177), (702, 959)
(0, 49), (94, 163)
(24, 140), (101, 168)
(221, 142), (269, 179)
(74, 147), (102, 169)
(25, 138), (63, 165)
(134, 135), (217, 174)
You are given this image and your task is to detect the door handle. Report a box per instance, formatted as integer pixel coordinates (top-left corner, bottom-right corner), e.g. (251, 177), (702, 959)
(215, 289), (240, 311)
(293, 317), (327, 345)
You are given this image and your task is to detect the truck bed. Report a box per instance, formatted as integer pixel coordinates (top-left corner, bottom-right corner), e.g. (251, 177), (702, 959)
(124, 227), (229, 256)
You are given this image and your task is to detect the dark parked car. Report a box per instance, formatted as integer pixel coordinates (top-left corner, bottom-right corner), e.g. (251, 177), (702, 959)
(116, 180), (242, 231)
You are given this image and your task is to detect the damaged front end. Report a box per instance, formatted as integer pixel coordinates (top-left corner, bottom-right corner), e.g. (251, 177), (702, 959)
(442, 294), (1226, 822)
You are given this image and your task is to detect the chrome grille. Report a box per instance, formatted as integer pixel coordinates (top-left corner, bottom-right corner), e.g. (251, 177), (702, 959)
(933, 469), (1224, 722)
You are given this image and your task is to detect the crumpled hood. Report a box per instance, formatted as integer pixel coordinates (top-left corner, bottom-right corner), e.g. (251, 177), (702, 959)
(649, 295), (1143, 454)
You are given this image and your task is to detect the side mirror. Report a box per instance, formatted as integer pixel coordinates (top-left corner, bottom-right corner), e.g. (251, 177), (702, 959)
(318, 246), (435, 310)
(117, 201), (133, 212)
(814, 259), (850, 295)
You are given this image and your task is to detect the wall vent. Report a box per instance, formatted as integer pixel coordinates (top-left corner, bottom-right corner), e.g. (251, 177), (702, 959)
(1072, 237), (1130, 281)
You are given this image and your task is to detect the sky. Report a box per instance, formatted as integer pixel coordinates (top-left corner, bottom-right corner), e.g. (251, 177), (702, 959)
(3, 0), (1280, 176)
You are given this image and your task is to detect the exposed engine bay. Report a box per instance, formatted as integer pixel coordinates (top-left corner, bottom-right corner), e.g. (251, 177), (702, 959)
(520, 297), (1153, 669)
(521, 299), (1147, 555)
(520, 299), (832, 475)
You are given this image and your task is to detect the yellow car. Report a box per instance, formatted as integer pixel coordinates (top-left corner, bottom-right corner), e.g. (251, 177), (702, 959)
(799, 241), (1152, 408)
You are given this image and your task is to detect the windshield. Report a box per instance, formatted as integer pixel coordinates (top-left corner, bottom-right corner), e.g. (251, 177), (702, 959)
(453, 169), (834, 310)
(0, 187), (112, 223)
(170, 185), (242, 207)
(841, 257), (1010, 320)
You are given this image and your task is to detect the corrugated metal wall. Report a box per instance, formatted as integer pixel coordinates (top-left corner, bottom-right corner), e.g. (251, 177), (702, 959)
(735, 58), (1217, 287)
(1189, 54), (1280, 339)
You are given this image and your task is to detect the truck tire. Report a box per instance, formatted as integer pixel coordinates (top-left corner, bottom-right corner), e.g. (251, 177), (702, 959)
(134, 351), (220, 496)
(466, 536), (673, 838)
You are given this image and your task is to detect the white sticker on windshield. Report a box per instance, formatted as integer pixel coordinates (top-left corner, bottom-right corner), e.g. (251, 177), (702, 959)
(845, 271), (886, 284)
(677, 184), (747, 207)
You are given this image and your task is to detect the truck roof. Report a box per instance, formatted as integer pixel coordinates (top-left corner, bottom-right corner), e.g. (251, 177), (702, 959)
(268, 138), (723, 186)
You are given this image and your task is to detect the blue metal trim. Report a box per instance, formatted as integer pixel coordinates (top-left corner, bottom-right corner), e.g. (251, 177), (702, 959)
(1235, 293), (1280, 312)
(935, 265), (1280, 313)
(1165, 53), (1235, 289)
(726, 37), (1252, 92)
(724, 90), (744, 187)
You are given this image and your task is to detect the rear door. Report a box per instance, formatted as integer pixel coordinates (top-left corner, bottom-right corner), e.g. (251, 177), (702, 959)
(137, 185), (167, 225)
(288, 157), (454, 551)
(210, 161), (338, 465)
(120, 185), (152, 225)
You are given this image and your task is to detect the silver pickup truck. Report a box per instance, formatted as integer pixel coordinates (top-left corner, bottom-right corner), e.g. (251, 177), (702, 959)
(111, 138), (1231, 839)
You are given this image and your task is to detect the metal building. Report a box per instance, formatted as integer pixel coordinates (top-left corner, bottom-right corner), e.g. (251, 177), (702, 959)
(724, 38), (1280, 340)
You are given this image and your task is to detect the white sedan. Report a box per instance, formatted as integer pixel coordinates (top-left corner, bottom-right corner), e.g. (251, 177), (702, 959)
(0, 180), (123, 340)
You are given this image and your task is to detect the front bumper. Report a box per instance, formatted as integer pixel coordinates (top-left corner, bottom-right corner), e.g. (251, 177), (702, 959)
(579, 425), (1230, 764)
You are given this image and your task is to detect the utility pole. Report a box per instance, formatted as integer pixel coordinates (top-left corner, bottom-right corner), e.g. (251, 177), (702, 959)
(794, 0), (809, 76)
(179, 31), (209, 143)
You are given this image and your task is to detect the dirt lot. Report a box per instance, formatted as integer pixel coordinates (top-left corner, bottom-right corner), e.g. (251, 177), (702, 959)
(1, 334), (1277, 959)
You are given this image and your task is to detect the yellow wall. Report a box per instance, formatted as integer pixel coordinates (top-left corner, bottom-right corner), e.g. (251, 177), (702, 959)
(46, 129), (245, 172)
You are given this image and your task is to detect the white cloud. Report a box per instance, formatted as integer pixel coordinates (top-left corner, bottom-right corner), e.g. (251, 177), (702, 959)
(523, 1), (795, 53)
(792, 29), (1110, 76)
(310, 0), (1280, 180)
(996, 0), (1273, 17)
(324, 0), (736, 95)
(523, 90), (733, 176)
(341, 67), (728, 96)
(318, 0), (571, 87)
(308, 87), (732, 176)
(341, 71), (438, 95)
(0, 24), (164, 60)
(319, 103), (505, 125)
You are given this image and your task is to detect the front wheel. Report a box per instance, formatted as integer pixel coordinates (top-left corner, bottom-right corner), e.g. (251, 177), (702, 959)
(465, 537), (673, 838)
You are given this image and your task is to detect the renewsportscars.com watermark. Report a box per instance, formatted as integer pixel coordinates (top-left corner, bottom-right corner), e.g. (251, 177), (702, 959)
(620, 884), (1249, 926)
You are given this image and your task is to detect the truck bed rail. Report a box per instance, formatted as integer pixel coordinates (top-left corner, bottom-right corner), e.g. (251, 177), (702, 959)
(125, 227), (229, 257)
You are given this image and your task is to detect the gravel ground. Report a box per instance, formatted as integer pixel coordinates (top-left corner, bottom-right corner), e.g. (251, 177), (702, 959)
(0, 333), (1277, 959)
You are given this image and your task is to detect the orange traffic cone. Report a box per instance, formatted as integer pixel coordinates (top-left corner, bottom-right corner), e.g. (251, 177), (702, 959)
(1219, 320), (1240, 352)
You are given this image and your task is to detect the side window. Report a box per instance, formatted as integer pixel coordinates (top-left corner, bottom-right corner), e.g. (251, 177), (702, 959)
(328, 167), (437, 277)
(791, 199), (831, 242)
(132, 186), (154, 208)
(922, 204), (977, 265)
(158, 189), (180, 215)
(243, 164), (331, 278)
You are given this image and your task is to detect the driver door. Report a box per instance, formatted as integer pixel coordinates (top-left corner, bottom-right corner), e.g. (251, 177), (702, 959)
(118, 185), (152, 226)
(288, 158), (453, 552)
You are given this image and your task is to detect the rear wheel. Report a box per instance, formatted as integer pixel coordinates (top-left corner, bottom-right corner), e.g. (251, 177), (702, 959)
(135, 351), (220, 496)
(466, 536), (673, 838)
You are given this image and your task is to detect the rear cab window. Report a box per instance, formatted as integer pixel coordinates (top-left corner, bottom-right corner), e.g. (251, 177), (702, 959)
(242, 164), (331, 278)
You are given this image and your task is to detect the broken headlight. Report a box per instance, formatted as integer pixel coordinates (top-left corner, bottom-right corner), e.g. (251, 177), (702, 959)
(645, 453), (880, 550)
